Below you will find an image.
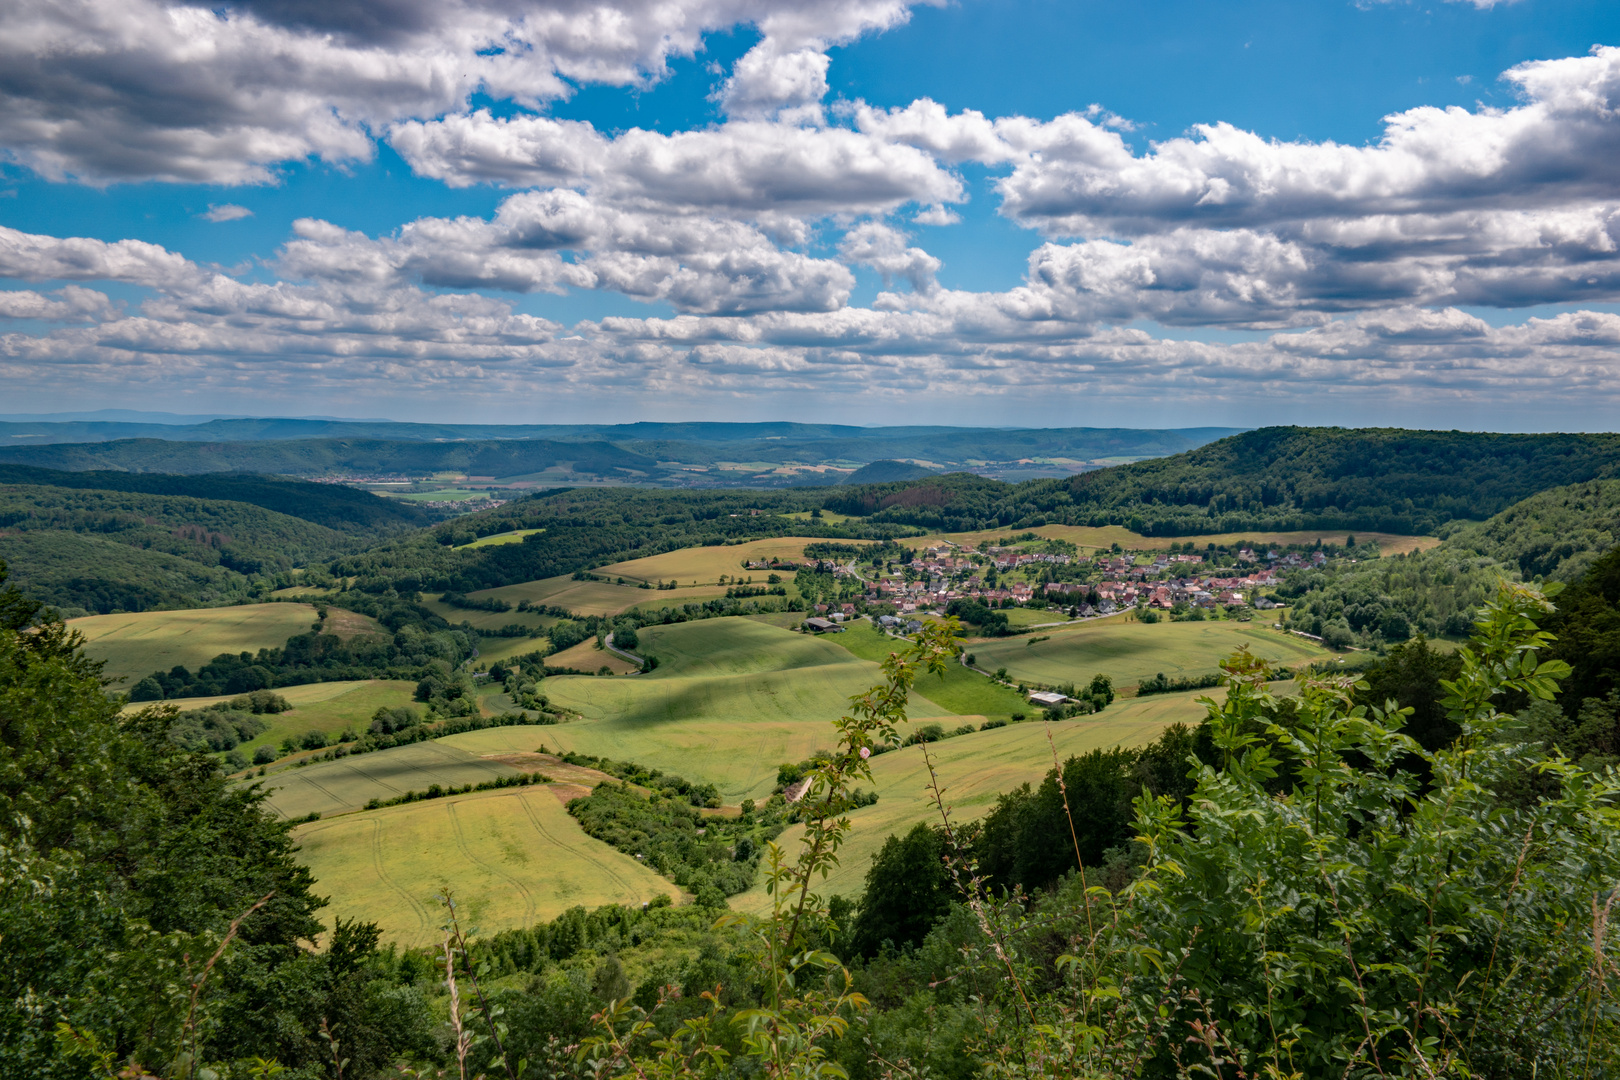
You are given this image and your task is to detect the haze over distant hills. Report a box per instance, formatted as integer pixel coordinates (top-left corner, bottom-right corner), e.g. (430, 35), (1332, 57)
(0, 420), (1245, 486)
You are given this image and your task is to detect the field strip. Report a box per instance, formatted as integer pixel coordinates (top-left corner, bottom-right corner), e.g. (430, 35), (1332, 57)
(259, 739), (518, 819)
(286, 773), (354, 817)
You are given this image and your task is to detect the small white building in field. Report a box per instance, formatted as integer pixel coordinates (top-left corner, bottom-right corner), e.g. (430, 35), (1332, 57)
(1028, 690), (1069, 707)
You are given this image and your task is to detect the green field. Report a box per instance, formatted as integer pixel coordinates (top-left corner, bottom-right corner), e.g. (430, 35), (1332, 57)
(261, 739), (522, 819)
(732, 687), (1213, 912)
(441, 618), (948, 801)
(1001, 606), (1071, 628)
(455, 528), (545, 549)
(70, 603), (319, 684)
(295, 785), (680, 947)
(971, 618), (1328, 689)
(385, 488), (498, 503)
(472, 635), (556, 665)
(831, 622), (1031, 717)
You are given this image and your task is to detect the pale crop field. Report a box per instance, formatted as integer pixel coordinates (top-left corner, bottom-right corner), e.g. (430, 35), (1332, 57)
(970, 618), (1328, 689)
(260, 739), (521, 819)
(598, 537), (875, 585)
(731, 686), (1213, 912)
(901, 524), (1437, 556)
(443, 617), (949, 802)
(294, 785), (680, 947)
(71, 603), (320, 684)
(547, 638), (640, 674)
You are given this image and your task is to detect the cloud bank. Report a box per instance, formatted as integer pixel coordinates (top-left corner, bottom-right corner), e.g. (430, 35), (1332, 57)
(0, 1), (1617, 421)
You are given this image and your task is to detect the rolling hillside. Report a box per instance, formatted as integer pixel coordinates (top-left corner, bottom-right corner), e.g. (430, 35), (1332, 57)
(457, 617), (954, 801)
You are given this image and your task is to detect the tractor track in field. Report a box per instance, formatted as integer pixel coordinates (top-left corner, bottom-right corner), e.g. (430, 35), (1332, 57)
(278, 772), (353, 816)
(368, 816), (434, 931)
(514, 789), (646, 901)
(446, 797), (538, 927)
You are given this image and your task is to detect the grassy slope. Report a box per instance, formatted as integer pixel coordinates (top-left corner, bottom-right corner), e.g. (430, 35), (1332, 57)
(293, 785), (681, 947)
(71, 602), (320, 683)
(260, 739), (521, 819)
(732, 687), (1213, 911)
(831, 622), (1031, 718)
(442, 618), (947, 801)
(971, 618), (1329, 689)
(133, 679), (417, 756)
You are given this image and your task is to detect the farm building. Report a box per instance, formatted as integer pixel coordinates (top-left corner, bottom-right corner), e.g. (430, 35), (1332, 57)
(804, 617), (843, 633)
(1028, 690), (1070, 707)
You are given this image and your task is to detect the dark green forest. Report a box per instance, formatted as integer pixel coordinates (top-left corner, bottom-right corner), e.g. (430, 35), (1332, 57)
(0, 480), (397, 614)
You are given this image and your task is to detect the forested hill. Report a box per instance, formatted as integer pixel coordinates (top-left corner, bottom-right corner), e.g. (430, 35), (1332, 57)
(1063, 428), (1620, 535)
(828, 428), (1620, 535)
(0, 466), (432, 533)
(0, 481), (378, 613)
(330, 487), (881, 595)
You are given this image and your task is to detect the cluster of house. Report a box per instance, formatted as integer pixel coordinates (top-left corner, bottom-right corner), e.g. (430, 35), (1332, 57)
(870, 574), (1036, 612)
(1043, 569), (1282, 614)
(792, 539), (1321, 623)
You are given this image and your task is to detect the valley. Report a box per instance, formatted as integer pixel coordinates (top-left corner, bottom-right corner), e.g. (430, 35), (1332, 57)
(12, 422), (1620, 1073)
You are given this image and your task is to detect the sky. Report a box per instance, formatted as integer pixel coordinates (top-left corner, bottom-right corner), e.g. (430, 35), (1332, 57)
(2, 0), (1620, 430)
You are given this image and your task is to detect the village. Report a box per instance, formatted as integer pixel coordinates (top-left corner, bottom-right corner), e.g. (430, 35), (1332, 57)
(851, 541), (1320, 618)
(755, 535), (1353, 638)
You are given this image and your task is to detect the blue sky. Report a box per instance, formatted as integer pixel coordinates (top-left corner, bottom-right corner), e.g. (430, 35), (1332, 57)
(1, 0), (1619, 428)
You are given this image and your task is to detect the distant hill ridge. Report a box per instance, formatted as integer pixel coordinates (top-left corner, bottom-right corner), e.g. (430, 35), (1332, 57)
(0, 417), (1241, 447)
(0, 425), (1244, 485)
(0, 465), (431, 533)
